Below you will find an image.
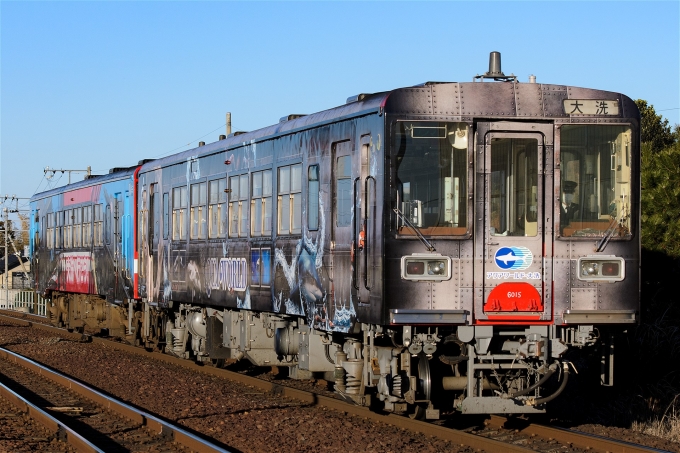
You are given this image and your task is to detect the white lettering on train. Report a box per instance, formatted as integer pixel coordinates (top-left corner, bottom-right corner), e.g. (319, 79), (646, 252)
(205, 257), (247, 292)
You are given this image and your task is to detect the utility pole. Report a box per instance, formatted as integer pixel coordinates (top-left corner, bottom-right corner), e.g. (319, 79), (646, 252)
(1, 196), (31, 306)
(3, 196), (31, 280)
(226, 112), (232, 136)
(3, 207), (7, 307)
(44, 166), (92, 184)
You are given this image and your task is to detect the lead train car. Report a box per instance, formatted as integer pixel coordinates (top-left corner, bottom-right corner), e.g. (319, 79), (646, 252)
(31, 74), (640, 417)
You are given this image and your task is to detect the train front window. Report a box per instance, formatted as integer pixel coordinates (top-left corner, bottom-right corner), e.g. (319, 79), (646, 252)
(393, 121), (468, 236)
(490, 138), (539, 237)
(559, 125), (632, 238)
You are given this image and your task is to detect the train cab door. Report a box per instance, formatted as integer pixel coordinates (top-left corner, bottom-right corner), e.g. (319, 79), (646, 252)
(354, 134), (376, 305)
(149, 183), (160, 286)
(329, 140), (354, 323)
(475, 123), (554, 323)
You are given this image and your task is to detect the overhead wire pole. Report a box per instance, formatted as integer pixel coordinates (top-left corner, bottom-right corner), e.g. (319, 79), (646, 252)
(2, 207), (6, 306)
(44, 166), (92, 184)
(2, 195), (32, 307)
(4, 196), (32, 285)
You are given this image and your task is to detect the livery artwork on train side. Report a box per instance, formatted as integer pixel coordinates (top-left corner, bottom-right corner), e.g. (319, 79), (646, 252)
(137, 152), (357, 332)
(272, 197), (356, 332)
(45, 251), (97, 294)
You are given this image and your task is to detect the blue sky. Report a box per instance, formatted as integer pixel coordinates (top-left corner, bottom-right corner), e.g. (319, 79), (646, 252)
(1, 1), (679, 216)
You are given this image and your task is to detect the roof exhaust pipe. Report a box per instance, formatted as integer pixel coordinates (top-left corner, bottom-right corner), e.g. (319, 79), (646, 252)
(474, 51), (517, 82)
(488, 51), (503, 77)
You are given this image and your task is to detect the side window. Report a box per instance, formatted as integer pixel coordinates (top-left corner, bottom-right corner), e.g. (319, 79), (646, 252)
(172, 186), (187, 240)
(229, 174), (249, 238)
(278, 164), (302, 235)
(336, 156), (352, 227)
(163, 193), (169, 240)
(190, 182), (207, 240)
(308, 165), (319, 230)
(251, 170), (272, 237)
(208, 179), (227, 238)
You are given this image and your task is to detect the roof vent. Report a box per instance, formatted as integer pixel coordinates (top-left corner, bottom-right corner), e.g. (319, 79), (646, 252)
(228, 131), (248, 138)
(138, 159), (155, 165)
(346, 93), (371, 104)
(279, 114), (307, 123)
(474, 51), (517, 82)
(109, 167), (128, 174)
(219, 134), (226, 140)
(198, 141), (205, 147)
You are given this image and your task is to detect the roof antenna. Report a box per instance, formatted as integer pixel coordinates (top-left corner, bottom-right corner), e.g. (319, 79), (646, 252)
(474, 51), (517, 82)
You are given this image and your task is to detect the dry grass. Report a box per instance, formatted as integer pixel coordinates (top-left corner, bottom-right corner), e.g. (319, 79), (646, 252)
(631, 400), (680, 443)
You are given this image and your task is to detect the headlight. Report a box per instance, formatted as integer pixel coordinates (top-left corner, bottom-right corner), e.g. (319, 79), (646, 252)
(577, 256), (624, 282)
(401, 254), (451, 281)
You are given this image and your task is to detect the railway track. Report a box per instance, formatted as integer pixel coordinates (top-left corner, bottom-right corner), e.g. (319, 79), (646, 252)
(0, 380), (77, 452)
(0, 310), (671, 453)
(0, 341), (231, 452)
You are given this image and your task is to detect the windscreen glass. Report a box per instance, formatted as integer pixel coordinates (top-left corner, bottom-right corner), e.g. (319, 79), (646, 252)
(559, 125), (632, 238)
(392, 121), (468, 236)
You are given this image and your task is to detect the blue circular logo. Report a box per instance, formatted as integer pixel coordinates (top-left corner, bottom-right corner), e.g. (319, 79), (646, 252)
(494, 246), (533, 270)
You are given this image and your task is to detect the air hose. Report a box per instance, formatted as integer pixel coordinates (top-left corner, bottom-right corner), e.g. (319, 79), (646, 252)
(502, 361), (559, 399)
(525, 361), (570, 406)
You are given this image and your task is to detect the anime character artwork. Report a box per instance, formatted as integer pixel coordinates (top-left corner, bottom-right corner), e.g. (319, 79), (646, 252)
(273, 198), (356, 332)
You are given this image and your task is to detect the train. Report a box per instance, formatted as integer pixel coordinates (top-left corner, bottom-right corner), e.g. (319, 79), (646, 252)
(29, 53), (640, 417)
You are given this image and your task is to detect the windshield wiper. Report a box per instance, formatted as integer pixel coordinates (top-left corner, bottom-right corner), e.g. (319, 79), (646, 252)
(393, 207), (436, 252)
(595, 200), (630, 253)
(594, 218), (617, 252)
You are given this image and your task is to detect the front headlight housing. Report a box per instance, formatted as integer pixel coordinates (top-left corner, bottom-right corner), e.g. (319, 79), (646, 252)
(577, 256), (625, 282)
(401, 253), (452, 281)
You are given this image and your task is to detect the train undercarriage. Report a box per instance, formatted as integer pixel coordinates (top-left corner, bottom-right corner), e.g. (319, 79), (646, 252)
(47, 293), (611, 416)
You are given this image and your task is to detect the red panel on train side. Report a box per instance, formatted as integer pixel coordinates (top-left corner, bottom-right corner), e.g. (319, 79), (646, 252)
(483, 282), (543, 312)
(49, 252), (97, 294)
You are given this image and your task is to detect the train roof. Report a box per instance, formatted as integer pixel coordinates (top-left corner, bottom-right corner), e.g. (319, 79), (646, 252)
(30, 165), (138, 203)
(138, 81), (638, 174)
(138, 89), (391, 173)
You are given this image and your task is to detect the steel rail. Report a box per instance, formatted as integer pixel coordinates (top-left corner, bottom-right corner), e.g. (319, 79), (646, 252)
(0, 310), (669, 453)
(0, 312), (532, 452)
(0, 380), (104, 453)
(488, 407), (669, 453)
(0, 346), (232, 453)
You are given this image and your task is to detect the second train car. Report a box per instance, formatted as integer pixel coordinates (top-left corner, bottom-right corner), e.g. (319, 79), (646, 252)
(30, 53), (640, 416)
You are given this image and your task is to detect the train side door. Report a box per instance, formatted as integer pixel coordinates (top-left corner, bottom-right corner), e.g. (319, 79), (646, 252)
(475, 123), (554, 323)
(330, 141), (354, 317)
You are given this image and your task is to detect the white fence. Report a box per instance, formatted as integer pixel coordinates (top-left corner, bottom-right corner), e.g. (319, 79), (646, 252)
(0, 289), (48, 317)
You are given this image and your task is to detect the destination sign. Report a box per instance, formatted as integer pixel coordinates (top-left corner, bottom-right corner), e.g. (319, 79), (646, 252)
(563, 99), (619, 116)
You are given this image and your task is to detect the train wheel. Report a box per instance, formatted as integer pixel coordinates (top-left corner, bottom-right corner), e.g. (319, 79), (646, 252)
(408, 353), (432, 420)
(211, 358), (225, 368)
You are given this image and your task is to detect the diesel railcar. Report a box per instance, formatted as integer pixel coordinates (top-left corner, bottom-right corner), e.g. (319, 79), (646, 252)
(30, 53), (640, 416)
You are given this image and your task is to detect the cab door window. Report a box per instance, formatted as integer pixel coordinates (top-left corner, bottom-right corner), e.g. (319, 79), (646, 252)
(489, 138), (539, 237)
